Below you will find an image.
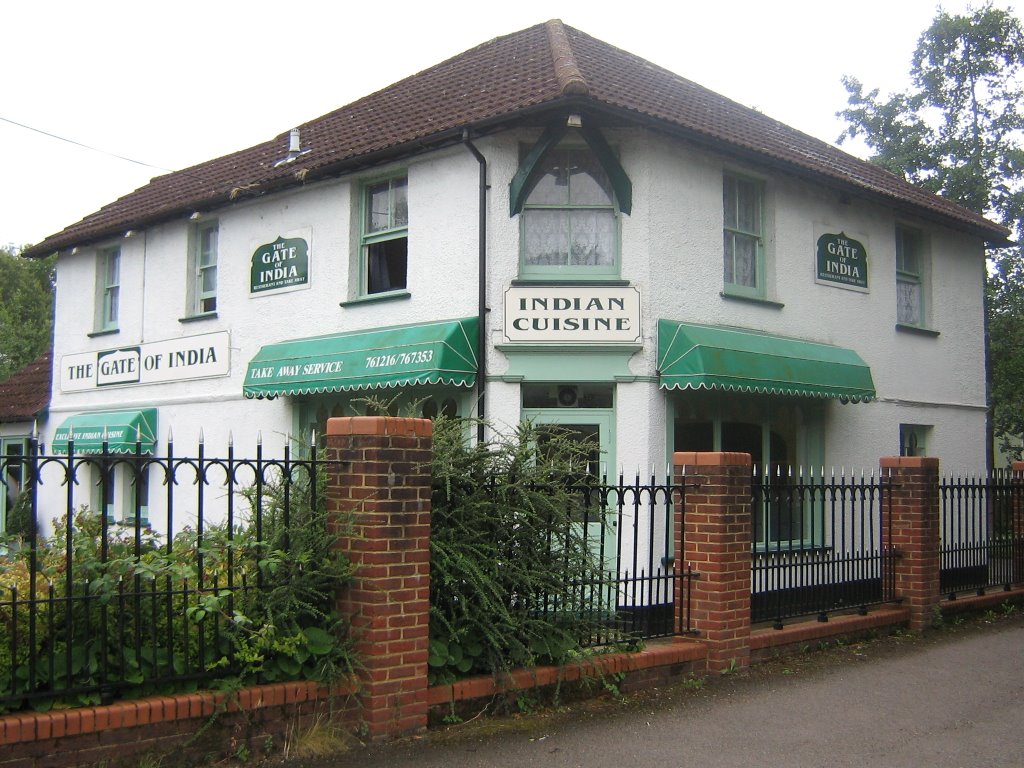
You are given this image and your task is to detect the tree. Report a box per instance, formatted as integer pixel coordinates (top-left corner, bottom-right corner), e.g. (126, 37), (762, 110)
(837, 4), (1024, 461)
(0, 244), (54, 382)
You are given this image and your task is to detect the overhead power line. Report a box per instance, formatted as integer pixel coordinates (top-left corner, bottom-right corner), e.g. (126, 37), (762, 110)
(0, 115), (175, 173)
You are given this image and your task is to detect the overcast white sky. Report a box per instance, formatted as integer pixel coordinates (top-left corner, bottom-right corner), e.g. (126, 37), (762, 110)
(3, 0), (1021, 248)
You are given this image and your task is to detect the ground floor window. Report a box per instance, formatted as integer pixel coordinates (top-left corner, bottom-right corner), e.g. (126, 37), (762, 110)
(88, 461), (150, 526)
(670, 391), (825, 549)
(1, 437), (29, 537)
(296, 386), (470, 446)
(900, 424), (931, 457)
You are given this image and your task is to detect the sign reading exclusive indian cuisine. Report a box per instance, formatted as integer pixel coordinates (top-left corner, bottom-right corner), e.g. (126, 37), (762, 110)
(503, 286), (641, 344)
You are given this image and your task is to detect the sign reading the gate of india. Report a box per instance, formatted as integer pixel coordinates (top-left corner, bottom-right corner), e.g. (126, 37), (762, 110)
(59, 332), (231, 392)
(503, 286), (642, 344)
(250, 233), (310, 295)
(815, 231), (869, 292)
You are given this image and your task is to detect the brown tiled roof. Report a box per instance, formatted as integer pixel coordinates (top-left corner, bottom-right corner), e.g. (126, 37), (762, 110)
(0, 350), (51, 423)
(24, 20), (1007, 257)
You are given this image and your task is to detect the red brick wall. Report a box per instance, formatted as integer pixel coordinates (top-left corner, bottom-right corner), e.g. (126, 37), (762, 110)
(0, 682), (356, 768)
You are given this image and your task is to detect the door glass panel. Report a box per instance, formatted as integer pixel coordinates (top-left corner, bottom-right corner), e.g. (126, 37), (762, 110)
(536, 423), (601, 481)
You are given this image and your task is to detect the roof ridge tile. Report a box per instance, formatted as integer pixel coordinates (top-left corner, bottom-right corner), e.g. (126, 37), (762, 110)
(545, 19), (589, 97)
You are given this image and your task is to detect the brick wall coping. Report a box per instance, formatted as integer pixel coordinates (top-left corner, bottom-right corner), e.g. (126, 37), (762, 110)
(938, 587), (1024, 615)
(427, 638), (707, 706)
(673, 451), (752, 468)
(879, 456), (940, 470)
(326, 416), (433, 437)
(0, 679), (353, 747)
(750, 606), (910, 652)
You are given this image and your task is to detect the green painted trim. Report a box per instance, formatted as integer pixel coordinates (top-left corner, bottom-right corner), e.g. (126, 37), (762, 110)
(580, 124), (632, 215)
(86, 329), (119, 338)
(614, 375), (659, 384)
(511, 279), (632, 287)
(509, 124), (566, 216)
(502, 349), (635, 381)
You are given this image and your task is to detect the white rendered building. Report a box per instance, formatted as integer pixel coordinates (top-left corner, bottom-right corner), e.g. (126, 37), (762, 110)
(25, 21), (1007, 540)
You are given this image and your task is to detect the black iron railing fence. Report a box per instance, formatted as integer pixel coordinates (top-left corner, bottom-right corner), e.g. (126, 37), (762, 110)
(939, 472), (1024, 598)
(751, 468), (896, 627)
(569, 473), (695, 644)
(0, 435), (328, 711)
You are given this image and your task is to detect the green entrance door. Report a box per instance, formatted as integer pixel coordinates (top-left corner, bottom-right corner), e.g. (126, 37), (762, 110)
(522, 390), (616, 573)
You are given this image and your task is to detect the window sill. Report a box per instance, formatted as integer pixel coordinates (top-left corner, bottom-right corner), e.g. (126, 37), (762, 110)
(87, 328), (119, 338)
(720, 291), (785, 309)
(895, 323), (940, 337)
(339, 290), (411, 308)
(511, 278), (630, 287)
(179, 312), (218, 324)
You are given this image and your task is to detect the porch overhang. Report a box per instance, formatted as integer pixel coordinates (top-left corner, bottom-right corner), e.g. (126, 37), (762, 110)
(657, 320), (876, 402)
(243, 317), (478, 399)
(51, 409), (159, 454)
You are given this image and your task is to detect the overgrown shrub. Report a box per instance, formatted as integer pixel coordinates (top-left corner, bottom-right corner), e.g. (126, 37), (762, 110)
(0, 454), (354, 711)
(428, 417), (610, 684)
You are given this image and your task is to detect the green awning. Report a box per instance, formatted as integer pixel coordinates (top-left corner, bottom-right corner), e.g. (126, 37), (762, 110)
(52, 409), (159, 454)
(243, 317), (478, 399)
(658, 320), (876, 402)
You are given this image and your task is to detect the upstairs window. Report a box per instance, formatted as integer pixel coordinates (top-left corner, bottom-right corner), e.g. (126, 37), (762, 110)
(96, 246), (120, 332)
(896, 225), (925, 326)
(521, 147), (618, 278)
(190, 220), (218, 315)
(361, 175), (408, 295)
(723, 173), (765, 297)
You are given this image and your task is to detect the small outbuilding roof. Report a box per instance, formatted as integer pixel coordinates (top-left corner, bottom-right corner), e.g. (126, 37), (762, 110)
(0, 350), (52, 423)
(23, 20), (1009, 258)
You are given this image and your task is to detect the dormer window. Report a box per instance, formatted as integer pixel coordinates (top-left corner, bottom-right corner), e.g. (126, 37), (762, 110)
(521, 146), (618, 278)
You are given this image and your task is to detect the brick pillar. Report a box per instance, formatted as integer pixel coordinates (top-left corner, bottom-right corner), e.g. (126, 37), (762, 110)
(324, 416), (432, 741)
(880, 456), (940, 631)
(674, 452), (752, 672)
(1011, 462), (1024, 585)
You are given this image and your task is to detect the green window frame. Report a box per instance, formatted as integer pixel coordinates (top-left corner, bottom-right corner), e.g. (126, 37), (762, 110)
(899, 423), (930, 457)
(895, 225), (925, 326)
(723, 173), (765, 298)
(96, 246), (120, 331)
(671, 393), (825, 551)
(360, 175), (408, 296)
(519, 145), (619, 279)
(1, 437), (29, 537)
(190, 220), (218, 315)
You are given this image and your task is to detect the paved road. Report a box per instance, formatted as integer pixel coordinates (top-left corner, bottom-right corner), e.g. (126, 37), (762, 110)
(299, 615), (1024, 768)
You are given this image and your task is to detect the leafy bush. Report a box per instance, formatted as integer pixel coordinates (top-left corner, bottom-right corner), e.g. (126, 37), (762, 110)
(0, 455), (354, 711)
(429, 417), (610, 684)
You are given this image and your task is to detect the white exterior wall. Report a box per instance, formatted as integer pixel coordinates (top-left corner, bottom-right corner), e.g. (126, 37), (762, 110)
(42, 127), (990, 529)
